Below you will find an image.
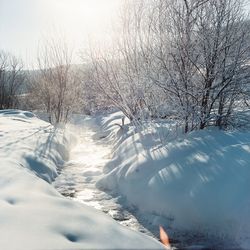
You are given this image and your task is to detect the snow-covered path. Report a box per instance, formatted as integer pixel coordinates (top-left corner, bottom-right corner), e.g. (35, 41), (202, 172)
(53, 116), (245, 250)
(53, 123), (158, 242)
(0, 111), (165, 250)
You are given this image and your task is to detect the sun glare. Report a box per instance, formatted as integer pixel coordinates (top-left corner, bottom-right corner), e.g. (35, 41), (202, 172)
(38, 0), (121, 59)
(0, 0), (122, 67)
(49, 0), (120, 37)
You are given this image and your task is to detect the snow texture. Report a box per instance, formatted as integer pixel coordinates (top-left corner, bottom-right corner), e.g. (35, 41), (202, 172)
(98, 111), (250, 249)
(0, 110), (163, 250)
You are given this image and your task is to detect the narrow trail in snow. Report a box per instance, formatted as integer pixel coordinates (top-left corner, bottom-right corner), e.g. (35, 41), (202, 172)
(53, 124), (159, 242)
(53, 121), (229, 250)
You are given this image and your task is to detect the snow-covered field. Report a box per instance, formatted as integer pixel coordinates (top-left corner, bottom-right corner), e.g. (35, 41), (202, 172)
(97, 112), (250, 249)
(2, 108), (250, 249)
(0, 110), (163, 250)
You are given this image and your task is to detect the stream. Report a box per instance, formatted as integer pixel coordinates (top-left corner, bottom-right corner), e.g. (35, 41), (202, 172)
(53, 121), (232, 250)
(53, 124), (159, 243)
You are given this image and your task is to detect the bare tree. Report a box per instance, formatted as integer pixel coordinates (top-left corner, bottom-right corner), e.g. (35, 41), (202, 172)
(195, 0), (250, 129)
(29, 39), (81, 123)
(144, 0), (250, 131)
(85, 0), (250, 131)
(0, 51), (25, 109)
(87, 0), (162, 122)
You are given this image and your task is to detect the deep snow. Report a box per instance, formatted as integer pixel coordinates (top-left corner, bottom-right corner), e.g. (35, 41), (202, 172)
(53, 116), (157, 241)
(0, 110), (163, 250)
(97, 112), (250, 249)
(3, 109), (250, 249)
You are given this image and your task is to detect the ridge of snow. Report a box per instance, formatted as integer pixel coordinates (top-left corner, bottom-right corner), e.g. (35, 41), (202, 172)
(98, 111), (250, 249)
(0, 110), (163, 250)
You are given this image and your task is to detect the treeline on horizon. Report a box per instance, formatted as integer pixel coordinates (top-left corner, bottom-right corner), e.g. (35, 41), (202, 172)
(1, 0), (250, 133)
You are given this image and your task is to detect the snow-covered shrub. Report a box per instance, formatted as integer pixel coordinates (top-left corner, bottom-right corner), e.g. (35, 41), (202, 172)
(86, 0), (250, 133)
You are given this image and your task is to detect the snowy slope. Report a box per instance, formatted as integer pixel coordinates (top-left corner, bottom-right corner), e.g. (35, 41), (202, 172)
(98, 112), (250, 249)
(0, 110), (163, 250)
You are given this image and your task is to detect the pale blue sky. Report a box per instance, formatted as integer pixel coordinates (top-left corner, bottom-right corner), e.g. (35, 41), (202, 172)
(0, 0), (121, 68)
(0, 0), (249, 68)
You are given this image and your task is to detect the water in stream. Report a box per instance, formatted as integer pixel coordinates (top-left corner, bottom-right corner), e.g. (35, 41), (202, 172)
(53, 122), (235, 250)
(53, 125), (159, 242)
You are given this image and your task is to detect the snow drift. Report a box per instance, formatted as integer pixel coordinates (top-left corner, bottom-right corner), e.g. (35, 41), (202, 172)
(0, 110), (163, 250)
(98, 112), (250, 249)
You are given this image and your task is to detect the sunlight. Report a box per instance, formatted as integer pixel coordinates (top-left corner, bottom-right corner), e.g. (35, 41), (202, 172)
(48, 0), (121, 38)
(1, 0), (250, 248)
(0, 0), (122, 66)
(70, 130), (111, 166)
(37, 0), (123, 64)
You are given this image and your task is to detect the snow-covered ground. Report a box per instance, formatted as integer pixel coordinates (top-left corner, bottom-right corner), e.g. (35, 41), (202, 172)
(97, 112), (250, 249)
(3, 109), (250, 249)
(53, 116), (157, 240)
(0, 110), (163, 250)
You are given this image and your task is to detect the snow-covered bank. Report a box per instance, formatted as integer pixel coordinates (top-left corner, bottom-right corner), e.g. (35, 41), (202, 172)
(0, 110), (163, 250)
(98, 112), (250, 249)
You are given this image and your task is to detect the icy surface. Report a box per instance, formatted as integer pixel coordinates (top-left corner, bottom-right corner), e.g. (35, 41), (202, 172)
(0, 110), (163, 250)
(53, 121), (157, 240)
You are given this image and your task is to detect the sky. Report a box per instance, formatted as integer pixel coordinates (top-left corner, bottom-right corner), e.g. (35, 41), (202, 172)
(0, 0), (249, 69)
(0, 0), (122, 68)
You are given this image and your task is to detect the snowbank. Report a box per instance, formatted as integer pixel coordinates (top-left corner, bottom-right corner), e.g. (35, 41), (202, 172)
(0, 110), (163, 250)
(98, 112), (250, 248)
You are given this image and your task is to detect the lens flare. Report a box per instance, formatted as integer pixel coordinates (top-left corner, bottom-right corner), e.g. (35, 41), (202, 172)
(159, 226), (171, 249)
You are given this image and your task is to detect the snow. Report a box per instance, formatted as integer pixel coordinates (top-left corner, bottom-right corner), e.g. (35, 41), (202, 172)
(53, 115), (159, 240)
(0, 110), (163, 250)
(3, 108), (250, 249)
(98, 112), (250, 249)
